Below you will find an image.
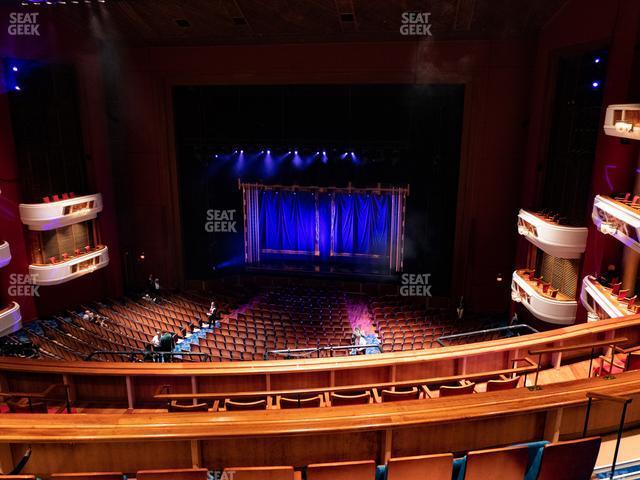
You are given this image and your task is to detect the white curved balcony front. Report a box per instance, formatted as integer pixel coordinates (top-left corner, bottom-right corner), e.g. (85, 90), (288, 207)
(19, 193), (103, 231)
(580, 275), (631, 320)
(29, 246), (109, 286)
(592, 195), (640, 254)
(511, 270), (577, 325)
(603, 104), (640, 141)
(0, 241), (10, 268)
(517, 210), (588, 259)
(0, 302), (22, 337)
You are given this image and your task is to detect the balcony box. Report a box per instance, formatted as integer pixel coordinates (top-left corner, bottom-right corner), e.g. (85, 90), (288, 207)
(0, 241), (10, 268)
(29, 246), (109, 286)
(592, 195), (640, 254)
(511, 270), (577, 325)
(0, 302), (22, 337)
(517, 210), (588, 259)
(603, 104), (640, 141)
(19, 193), (103, 231)
(580, 275), (630, 320)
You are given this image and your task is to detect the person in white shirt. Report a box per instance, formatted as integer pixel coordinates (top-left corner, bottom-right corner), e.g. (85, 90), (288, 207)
(151, 331), (161, 350)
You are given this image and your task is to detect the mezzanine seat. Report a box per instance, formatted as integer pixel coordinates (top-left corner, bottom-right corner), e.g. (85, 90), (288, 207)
(461, 444), (531, 480)
(486, 376), (521, 392)
(306, 460), (376, 480)
(223, 466), (301, 480)
(224, 398), (268, 411)
(135, 468), (209, 480)
(277, 394), (323, 409)
(535, 437), (601, 480)
(328, 391), (372, 406)
(386, 453), (453, 480)
(379, 386), (421, 402)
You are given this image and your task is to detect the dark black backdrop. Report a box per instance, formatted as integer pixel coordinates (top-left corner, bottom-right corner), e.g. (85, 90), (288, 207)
(174, 84), (464, 295)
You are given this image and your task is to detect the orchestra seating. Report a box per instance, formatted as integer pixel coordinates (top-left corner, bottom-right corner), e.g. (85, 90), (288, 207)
(2, 283), (497, 363)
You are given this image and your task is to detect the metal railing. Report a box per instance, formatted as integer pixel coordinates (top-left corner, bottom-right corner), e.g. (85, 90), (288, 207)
(436, 324), (539, 347)
(265, 343), (382, 360)
(84, 350), (211, 362)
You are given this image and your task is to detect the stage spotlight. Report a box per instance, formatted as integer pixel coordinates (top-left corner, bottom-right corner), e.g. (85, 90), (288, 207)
(266, 150), (271, 155)
(240, 149), (244, 154)
(594, 57), (601, 64)
(322, 150), (326, 155)
(591, 81), (600, 89)
(294, 150), (298, 155)
(14, 86), (21, 91)
(11, 66), (18, 72)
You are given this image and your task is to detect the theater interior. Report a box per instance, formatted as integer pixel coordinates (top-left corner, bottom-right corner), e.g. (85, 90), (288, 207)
(1, 0), (640, 479)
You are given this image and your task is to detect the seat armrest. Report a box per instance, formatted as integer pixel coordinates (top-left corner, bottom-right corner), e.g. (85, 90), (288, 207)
(421, 385), (433, 398)
(372, 389), (382, 403)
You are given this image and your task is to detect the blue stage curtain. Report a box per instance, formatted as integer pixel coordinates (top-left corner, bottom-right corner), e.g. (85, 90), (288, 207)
(260, 191), (316, 254)
(333, 193), (390, 257)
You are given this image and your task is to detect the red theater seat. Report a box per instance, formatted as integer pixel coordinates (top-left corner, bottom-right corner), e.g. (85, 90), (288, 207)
(386, 453), (453, 480)
(136, 469), (208, 480)
(463, 444), (530, 480)
(223, 466), (300, 480)
(69, 192), (75, 198)
(307, 460), (376, 480)
(536, 437), (601, 480)
(62, 193), (69, 200)
(53, 195), (60, 201)
(42, 196), (50, 203)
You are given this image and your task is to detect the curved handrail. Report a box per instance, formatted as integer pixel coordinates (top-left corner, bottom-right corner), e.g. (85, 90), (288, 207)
(265, 343), (382, 359)
(84, 350), (212, 362)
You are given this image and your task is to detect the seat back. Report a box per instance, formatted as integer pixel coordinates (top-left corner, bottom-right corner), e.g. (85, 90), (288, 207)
(381, 387), (420, 402)
(486, 377), (520, 392)
(168, 401), (209, 412)
(627, 351), (640, 370)
(387, 453), (453, 480)
(536, 437), (601, 480)
(136, 468), (209, 480)
(280, 395), (322, 409)
(50, 474), (123, 480)
(225, 398), (267, 411)
(463, 445), (529, 480)
(307, 460), (376, 480)
(330, 391), (371, 406)
(439, 382), (475, 397)
(224, 466), (295, 480)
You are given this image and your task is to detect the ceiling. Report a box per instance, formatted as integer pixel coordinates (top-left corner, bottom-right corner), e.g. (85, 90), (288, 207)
(29, 0), (570, 47)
